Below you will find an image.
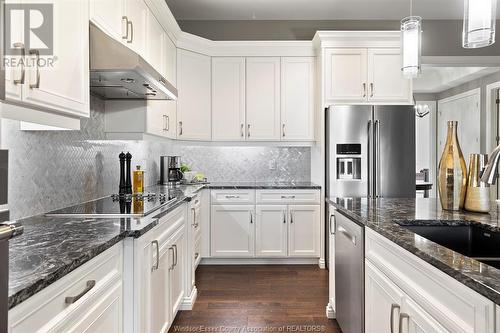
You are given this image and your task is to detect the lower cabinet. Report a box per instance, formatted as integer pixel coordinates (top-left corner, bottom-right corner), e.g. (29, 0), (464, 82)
(8, 243), (123, 333)
(365, 227), (495, 333)
(211, 204), (255, 257)
(288, 205), (320, 257)
(134, 204), (187, 333)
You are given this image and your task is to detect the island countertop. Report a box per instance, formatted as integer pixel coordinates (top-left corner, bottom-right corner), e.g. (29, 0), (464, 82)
(327, 197), (500, 305)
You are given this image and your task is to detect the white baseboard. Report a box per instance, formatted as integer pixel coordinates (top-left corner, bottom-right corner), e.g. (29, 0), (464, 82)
(179, 286), (198, 311)
(326, 302), (336, 319)
(200, 258), (320, 265)
(318, 258), (326, 269)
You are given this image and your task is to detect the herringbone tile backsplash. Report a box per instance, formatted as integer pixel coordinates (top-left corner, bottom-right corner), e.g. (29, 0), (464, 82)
(2, 97), (311, 219)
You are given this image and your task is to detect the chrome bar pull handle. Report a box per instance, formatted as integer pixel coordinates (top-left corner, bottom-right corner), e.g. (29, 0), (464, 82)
(151, 240), (159, 271)
(375, 120), (381, 198)
(122, 16), (129, 40)
(283, 211), (286, 224)
(13, 43), (25, 85)
(370, 83), (374, 97)
(247, 124), (251, 138)
(282, 123), (286, 137)
(168, 246), (175, 270)
(390, 303), (401, 333)
(179, 121), (183, 136)
(362, 83), (367, 98)
(329, 214), (336, 235)
(173, 244), (178, 267)
(127, 20), (133, 43)
(250, 211), (253, 224)
(241, 123), (244, 137)
(29, 49), (40, 89)
(65, 280), (96, 304)
(290, 211), (294, 224)
(166, 115), (170, 131)
(367, 120), (373, 198)
(398, 313), (409, 333)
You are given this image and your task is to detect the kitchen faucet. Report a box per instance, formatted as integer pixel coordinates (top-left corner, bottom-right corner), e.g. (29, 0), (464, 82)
(481, 144), (500, 184)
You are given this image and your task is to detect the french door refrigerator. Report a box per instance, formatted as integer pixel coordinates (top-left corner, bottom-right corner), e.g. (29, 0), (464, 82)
(326, 105), (416, 199)
(325, 105), (415, 333)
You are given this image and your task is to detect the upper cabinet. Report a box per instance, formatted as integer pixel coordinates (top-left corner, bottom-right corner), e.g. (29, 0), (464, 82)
(123, 0), (148, 56)
(146, 11), (166, 78)
(177, 49), (211, 141)
(4, 0), (89, 122)
(89, 0), (125, 41)
(246, 57), (281, 141)
(211, 57), (246, 141)
(281, 57), (315, 141)
(324, 47), (412, 105)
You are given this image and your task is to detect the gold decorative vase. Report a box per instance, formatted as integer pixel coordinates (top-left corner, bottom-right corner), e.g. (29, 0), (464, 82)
(438, 121), (467, 211)
(465, 154), (490, 213)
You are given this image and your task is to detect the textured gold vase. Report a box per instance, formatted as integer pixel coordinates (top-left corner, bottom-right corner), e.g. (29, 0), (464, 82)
(465, 154), (490, 213)
(438, 121), (467, 211)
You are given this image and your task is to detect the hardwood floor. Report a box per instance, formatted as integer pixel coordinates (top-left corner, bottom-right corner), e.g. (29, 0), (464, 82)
(169, 265), (341, 332)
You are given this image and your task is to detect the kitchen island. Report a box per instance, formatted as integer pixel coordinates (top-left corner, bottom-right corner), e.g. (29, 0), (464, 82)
(328, 196), (500, 332)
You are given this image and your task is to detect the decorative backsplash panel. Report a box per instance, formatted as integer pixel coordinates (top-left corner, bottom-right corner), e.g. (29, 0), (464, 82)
(2, 97), (311, 219)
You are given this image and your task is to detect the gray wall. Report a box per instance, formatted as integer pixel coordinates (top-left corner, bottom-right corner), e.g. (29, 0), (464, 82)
(2, 97), (311, 220)
(177, 19), (500, 56)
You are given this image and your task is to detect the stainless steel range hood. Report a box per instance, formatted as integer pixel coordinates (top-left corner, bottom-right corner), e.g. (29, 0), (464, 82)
(89, 23), (177, 100)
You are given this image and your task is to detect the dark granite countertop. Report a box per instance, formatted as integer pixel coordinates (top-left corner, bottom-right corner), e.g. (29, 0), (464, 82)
(206, 181), (321, 189)
(8, 184), (204, 309)
(327, 197), (500, 305)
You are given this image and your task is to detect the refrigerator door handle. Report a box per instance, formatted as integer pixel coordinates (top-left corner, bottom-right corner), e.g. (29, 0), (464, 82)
(375, 120), (381, 198)
(368, 120), (373, 198)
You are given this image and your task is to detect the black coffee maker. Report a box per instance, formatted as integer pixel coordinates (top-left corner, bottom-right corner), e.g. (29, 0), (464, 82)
(160, 156), (183, 185)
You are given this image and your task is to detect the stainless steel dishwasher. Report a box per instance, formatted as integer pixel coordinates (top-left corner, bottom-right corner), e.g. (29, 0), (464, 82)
(335, 211), (364, 333)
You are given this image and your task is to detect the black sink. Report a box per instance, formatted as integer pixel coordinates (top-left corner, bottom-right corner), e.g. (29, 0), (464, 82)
(396, 221), (500, 269)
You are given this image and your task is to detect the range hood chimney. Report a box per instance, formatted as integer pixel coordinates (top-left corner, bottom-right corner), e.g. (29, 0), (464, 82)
(89, 23), (178, 100)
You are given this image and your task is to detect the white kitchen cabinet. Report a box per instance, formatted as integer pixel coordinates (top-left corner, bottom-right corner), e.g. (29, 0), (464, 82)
(365, 260), (405, 333)
(365, 227), (495, 333)
(8, 244), (123, 333)
(368, 49), (412, 104)
(246, 57), (281, 141)
(281, 57), (315, 141)
(4, 0), (90, 119)
(211, 57), (246, 141)
(255, 205), (288, 257)
(89, 0), (125, 41)
(177, 49), (212, 140)
(149, 234), (172, 333)
(325, 48), (367, 104)
(146, 11), (166, 77)
(288, 205), (320, 257)
(4, 0), (23, 102)
(123, 0), (147, 56)
(164, 35), (177, 86)
(104, 100), (176, 140)
(188, 195), (202, 293)
(324, 48), (412, 105)
(211, 205), (255, 257)
(168, 225), (186, 319)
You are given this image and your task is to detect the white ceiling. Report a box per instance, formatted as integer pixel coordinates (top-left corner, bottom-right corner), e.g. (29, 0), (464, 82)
(165, 0), (493, 20)
(413, 66), (500, 94)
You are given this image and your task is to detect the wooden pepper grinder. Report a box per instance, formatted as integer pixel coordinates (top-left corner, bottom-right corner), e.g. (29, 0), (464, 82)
(125, 152), (133, 194)
(119, 152), (126, 195)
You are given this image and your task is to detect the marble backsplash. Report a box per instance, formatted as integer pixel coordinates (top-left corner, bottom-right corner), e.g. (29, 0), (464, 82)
(1, 97), (311, 219)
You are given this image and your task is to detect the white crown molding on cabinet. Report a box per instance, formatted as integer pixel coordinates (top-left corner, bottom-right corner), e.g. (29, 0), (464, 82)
(313, 30), (401, 49)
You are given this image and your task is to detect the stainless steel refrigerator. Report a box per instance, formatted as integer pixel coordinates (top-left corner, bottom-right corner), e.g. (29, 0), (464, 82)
(325, 105), (415, 333)
(326, 105), (416, 199)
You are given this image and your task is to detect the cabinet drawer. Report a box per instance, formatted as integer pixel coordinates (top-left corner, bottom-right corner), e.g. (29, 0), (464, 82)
(256, 190), (320, 204)
(9, 243), (123, 333)
(365, 228), (495, 333)
(211, 190), (255, 204)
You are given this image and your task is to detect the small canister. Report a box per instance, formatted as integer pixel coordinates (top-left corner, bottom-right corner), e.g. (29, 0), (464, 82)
(465, 154), (490, 213)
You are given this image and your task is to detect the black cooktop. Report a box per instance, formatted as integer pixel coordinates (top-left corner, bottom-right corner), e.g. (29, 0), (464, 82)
(45, 192), (177, 218)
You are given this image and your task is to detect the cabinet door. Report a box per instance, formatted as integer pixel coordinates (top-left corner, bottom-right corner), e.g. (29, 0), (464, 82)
(212, 57), (246, 141)
(368, 48), (412, 104)
(123, 0), (147, 56)
(164, 35), (177, 86)
(402, 297), (450, 333)
(211, 205), (255, 257)
(150, 239), (172, 333)
(255, 205), (288, 257)
(23, 0), (89, 117)
(145, 100), (167, 138)
(164, 101), (177, 139)
(145, 11), (165, 76)
(281, 57), (315, 141)
(288, 205), (320, 257)
(90, 0), (125, 41)
(4, 0), (24, 101)
(246, 57), (281, 141)
(328, 207), (336, 314)
(177, 49), (211, 140)
(169, 227), (186, 319)
(325, 48), (367, 104)
(365, 260), (405, 333)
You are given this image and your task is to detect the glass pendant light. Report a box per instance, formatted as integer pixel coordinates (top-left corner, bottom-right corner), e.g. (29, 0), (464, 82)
(463, 0), (497, 48)
(401, 0), (422, 78)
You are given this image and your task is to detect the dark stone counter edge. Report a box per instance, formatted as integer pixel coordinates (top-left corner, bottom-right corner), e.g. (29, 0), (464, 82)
(329, 200), (500, 305)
